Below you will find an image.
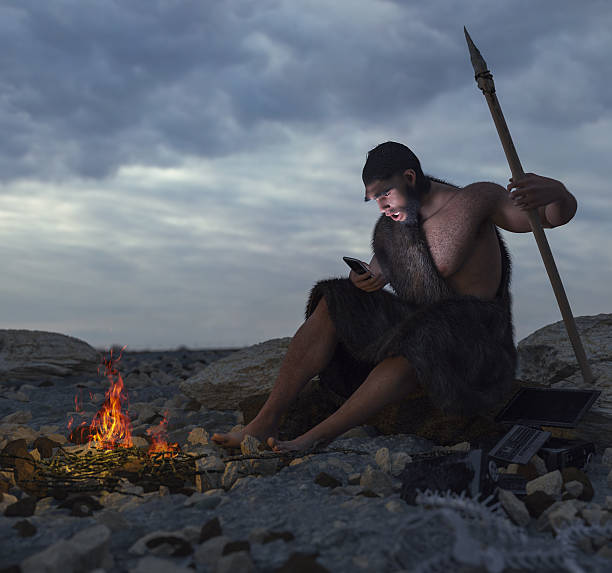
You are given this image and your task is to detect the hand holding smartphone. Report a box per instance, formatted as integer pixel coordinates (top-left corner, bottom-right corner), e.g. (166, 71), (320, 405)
(342, 256), (370, 275)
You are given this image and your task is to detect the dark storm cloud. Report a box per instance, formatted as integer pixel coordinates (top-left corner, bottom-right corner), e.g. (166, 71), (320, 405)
(6, 0), (609, 181)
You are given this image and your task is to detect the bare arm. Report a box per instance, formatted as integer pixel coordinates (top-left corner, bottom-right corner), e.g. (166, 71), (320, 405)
(493, 174), (577, 232)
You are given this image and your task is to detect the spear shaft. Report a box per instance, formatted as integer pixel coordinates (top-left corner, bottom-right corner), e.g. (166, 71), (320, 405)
(464, 27), (593, 384)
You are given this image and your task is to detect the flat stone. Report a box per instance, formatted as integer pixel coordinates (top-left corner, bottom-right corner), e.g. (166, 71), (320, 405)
(0, 329), (98, 381)
(179, 338), (291, 409)
(20, 524), (112, 573)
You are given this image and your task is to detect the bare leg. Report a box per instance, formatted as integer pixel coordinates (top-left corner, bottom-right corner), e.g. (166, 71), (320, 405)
(211, 298), (338, 447)
(268, 356), (419, 453)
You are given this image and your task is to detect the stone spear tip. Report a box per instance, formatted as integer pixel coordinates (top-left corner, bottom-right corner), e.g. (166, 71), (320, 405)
(463, 26), (489, 76)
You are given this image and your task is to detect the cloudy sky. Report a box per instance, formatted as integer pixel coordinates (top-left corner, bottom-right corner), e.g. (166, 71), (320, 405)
(1, 0), (611, 351)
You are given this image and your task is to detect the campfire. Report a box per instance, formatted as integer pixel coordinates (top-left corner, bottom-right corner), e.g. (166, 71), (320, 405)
(67, 346), (178, 456)
(7, 347), (196, 497)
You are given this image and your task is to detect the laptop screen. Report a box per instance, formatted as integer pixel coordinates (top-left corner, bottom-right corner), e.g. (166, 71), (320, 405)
(495, 387), (601, 428)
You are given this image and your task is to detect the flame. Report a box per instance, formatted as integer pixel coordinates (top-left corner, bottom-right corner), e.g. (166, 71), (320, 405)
(87, 346), (133, 449)
(146, 412), (179, 457)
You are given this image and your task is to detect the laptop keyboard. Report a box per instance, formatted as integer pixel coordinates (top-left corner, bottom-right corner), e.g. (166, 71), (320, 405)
(488, 424), (551, 465)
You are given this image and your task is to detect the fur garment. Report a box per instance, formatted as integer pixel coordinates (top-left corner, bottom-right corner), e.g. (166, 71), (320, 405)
(306, 214), (517, 416)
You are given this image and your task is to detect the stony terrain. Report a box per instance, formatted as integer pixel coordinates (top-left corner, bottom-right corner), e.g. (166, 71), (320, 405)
(2, 323), (612, 572)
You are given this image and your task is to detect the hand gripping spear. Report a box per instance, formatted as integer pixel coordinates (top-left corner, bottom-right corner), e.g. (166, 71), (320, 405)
(464, 27), (594, 385)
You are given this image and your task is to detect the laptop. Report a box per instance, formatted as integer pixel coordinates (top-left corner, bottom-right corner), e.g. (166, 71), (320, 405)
(488, 387), (600, 466)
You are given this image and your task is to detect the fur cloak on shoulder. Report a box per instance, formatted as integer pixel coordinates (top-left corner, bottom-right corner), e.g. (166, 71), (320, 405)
(306, 215), (517, 417)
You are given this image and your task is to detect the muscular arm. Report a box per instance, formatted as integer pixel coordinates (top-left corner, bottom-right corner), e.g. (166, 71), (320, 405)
(493, 174), (577, 232)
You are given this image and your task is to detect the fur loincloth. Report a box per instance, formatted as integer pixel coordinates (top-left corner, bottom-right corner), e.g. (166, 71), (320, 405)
(306, 215), (517, 416)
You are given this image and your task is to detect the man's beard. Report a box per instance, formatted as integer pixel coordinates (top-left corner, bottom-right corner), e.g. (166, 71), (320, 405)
(397, 185), (422, 228)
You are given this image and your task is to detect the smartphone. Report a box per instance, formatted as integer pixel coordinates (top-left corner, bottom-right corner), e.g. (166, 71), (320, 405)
(342, 256), (370, 275)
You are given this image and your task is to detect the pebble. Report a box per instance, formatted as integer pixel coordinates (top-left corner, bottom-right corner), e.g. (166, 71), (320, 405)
(526, 470), (563, 496)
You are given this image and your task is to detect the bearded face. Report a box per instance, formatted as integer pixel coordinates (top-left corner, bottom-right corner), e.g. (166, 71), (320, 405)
(364, 172), (424, 227)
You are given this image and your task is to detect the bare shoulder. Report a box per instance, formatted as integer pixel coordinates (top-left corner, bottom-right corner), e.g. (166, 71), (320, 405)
(455, 181), (506, 217)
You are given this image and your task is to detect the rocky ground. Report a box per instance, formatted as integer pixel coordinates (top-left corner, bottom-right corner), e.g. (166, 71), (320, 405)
(2, 345), (612, 572)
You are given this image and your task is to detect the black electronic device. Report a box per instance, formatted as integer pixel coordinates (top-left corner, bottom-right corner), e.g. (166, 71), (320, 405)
(488, 387), (600, 473)
(342, 256), (370, 275)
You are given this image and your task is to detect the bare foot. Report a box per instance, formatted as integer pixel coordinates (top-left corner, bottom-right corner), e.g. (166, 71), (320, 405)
(211, 419), (278, 449)
(267, 435), (330, 453)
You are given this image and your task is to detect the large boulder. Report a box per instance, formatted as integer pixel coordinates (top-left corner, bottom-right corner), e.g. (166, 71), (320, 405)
(515, 313), (612, 446)
(179, 338), (291, 410)
(0, 330), (98, 382)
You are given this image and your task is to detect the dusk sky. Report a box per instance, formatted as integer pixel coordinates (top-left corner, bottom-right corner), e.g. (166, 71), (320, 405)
(1, 0), (611, 350)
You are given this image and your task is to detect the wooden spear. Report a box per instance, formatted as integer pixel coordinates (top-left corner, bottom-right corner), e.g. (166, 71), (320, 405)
(463, 27), (594, 385)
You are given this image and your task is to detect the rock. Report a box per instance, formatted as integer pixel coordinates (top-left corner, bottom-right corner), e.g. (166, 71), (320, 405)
(33, 437), (60, 458)
(360, 465), (394, 497)
(525, 470), (563, 496)
(193, 535), (232, 568)
(4, 496), (37, 517)
(522, 491), (556, 518)
(216, 551), (255, 573)
(179, 338), (292, 409)
(274, 552), (331, 573)
(1, 410), (32, 424)
(187, 427), (209, 445)
(608, 468), (612, 488)
(602, 447), (612, 467)
(581, 507), (605, 526)
(315, 472), (342, 489)
(240, 435), (262, 455)
(537, 499), (580, 533)
(391, 452), (412, 477)
(498, 489), (531, 527)
(20, 524), (113, 573)
(530, 454), (548, 476)
(564, 480), (584, 498)
(375, 447), (391, 473)
(13, 519), (37, 537)
(561, 467), (594, 501)
(129, 531), (192, 557)
(200, 516), (223, 543)
(0, 329), (98, 381)
(0, 493), (18, 512)
(130, 556), (193, 573)
(194, 456), (225, 492)
(516, 314), (612, 447)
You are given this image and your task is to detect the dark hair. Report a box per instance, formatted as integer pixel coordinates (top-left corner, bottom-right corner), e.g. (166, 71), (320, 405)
(362, 141), (431, 194)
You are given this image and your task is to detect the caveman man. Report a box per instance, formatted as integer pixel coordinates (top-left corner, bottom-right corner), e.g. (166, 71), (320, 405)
(212, 141), (577, 452)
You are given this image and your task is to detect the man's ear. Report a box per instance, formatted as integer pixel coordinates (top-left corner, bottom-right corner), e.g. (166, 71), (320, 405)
(402, 169), (416, 185)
